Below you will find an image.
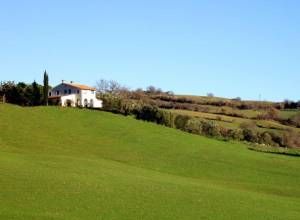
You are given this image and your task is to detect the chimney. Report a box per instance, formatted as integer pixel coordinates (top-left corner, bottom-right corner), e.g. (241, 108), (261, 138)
(62, 80), (65, 83)
(70, 81), (74, 83)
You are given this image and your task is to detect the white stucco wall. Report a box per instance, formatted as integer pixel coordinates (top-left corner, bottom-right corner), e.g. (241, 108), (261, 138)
(49, 84), (80, 97)
(49, 83), (102, 108)
(80, 90), (103, 108)
(60, 94), (79, 107)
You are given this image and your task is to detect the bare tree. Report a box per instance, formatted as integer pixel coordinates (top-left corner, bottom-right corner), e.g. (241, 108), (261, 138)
(96, 79), (129, 95)
(146, 86), (162, 94)
(96, 79), (110, 94)
(108, 80), (121, 94)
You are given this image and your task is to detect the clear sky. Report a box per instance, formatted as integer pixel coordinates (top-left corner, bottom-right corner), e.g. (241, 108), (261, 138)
(0, 0), (299, 101)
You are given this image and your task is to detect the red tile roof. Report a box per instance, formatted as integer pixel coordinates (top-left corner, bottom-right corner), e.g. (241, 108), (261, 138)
(63, 82), (96, 91)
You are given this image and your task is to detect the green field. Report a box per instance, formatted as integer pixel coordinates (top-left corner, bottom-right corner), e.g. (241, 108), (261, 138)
(0, 104), (300, 220)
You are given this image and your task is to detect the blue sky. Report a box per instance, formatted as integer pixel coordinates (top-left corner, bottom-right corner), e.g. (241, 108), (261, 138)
(0, 0), (299, 101)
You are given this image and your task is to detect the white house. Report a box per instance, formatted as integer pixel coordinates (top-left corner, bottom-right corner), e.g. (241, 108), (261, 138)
(48, 81), (103, 108)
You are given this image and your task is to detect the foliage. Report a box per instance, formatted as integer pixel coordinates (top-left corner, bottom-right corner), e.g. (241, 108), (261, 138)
(257, 108), (279, 120)
(43, 70), (49, 105)
(174, 114), (191, 130)
(248, 144), (300, 157)
(0, 81), (43, 106)
(100, 93), (300, 149)
(290, 113), (300, 128)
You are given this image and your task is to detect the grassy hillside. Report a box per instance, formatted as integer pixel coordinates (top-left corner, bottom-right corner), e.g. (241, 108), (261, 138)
(0, 104), (300, 220)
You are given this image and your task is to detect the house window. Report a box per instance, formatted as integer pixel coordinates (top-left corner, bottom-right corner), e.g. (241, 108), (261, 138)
(77, 90), (80, 94)
(91, 91), (94, 94)
(56, 91), (60, 95)
(64, 89), (67, 94)
(84, 99), (88, 107)
(49, 92), (52, 96)
(68, 89), (71, 94)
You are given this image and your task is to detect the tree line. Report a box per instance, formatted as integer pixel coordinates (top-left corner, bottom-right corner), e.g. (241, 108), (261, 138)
(96, 79), (300, 149)
(0, 71), (49, 106)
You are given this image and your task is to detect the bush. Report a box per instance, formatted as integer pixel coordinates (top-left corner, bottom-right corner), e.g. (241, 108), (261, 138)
(243, 128), (259, 143)
(159, 110), (175, 128)
(201, 120), (221, 137)
(228, 129), (244, 141)
(282, 129), (300, 148)
(174, 115), (191, 130)
(290, 113), (300, 128)
(185, 118), (203, 134)
(258, 132), (274, 146)
(101, 94), (122, 113)
(134, 105), (159, 122)
(257, 108), (280, 120)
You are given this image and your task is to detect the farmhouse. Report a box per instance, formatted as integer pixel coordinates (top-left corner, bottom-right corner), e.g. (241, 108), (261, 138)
(49, 81), (103, 108)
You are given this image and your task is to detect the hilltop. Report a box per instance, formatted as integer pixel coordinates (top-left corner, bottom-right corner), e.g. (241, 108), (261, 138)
(0, 104), (299, 219)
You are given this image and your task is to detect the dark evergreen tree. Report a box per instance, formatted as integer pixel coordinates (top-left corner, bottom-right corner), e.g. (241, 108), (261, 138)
(32, 81), (41, 105)
(43, 70), (49, 105)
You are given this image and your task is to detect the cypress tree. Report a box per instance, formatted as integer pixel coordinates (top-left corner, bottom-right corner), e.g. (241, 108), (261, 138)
(43, 70), (49, 105)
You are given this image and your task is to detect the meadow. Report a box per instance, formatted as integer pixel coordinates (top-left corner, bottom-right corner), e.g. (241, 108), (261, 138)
(0, 104), (300, 220)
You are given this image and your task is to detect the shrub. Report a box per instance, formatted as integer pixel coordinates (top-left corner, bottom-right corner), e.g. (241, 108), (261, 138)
(134, 105), (160, 122)
(258, 132), (274, 146)
(268, 132), (284, 147)
(174, 115), (191, 130)
(102, 94), (122, 113)
(228, 129), (244, 141)
(282, 129), (300, 148)
(202, 120), (221, 137)
(290, 113), (300, 128)
(243, 128), (259, 143)
(158, 110), (175, 127)
(185, 118), (203, 134)
(257, 108), (280, 120)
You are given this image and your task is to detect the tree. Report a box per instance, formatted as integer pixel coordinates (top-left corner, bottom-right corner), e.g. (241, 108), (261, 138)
(207, 93), (214, 98)
(32, 81), (41, 105)
(96, 79), (109, 94)
(146, 86), (162, 94)
(43, 70), (49, 105)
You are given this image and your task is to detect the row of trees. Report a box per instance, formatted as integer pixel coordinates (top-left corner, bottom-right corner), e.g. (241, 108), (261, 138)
(0, 71), (49, 106)
(284, 100), (300, 109)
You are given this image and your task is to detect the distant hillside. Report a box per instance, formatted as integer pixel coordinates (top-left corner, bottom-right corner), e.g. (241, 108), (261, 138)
(99, 90), (300, 149)
(0, 104), (300, 219)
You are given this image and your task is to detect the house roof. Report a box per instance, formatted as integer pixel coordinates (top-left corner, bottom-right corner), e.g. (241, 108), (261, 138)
(63, 82), (96, 91)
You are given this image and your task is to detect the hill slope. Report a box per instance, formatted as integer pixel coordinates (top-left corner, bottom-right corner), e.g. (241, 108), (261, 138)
(0, 104), (299, 220)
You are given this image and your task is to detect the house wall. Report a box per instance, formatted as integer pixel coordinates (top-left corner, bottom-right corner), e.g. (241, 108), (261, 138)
(49, 83), (102, 108)
(60, 94), (79, 107)
(80, 90), (103, 108)
(49, 84), (80, 97)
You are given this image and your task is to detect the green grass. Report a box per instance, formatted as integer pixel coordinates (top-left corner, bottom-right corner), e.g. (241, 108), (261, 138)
(0, 104), (300, 220)
(279, 110), (300, 119)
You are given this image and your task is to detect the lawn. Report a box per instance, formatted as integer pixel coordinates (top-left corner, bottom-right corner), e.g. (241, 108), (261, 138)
(0, 104), (300, 220)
